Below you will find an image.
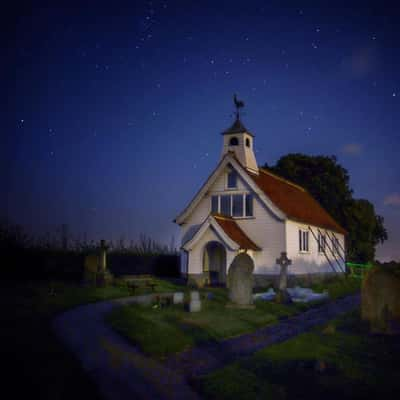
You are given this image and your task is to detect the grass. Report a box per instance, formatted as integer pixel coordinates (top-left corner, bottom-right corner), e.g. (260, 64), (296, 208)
(106, 285), (332, 359)
(3, 277), (185, 400)
(198, 310), (400, 400)
(311, 276), (361, 300)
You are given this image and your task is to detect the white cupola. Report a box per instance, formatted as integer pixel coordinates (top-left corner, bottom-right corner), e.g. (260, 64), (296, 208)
(221, 95), (258, 174)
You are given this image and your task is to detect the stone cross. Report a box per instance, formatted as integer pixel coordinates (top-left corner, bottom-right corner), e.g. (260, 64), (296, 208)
(276, 252), (292, 292)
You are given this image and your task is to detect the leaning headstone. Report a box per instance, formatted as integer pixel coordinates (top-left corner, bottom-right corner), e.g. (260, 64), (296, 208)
(96, 239), (113, 287)
(83, 240), (113, 287)
(227, 253), (255, 308)
(189, 291), (201, 312)
(362, 266), (400, 334)
(173, 292), (184, 304)
(275, 252), (292, 304)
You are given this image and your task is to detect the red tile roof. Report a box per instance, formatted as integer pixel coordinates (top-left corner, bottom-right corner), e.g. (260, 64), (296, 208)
(213, 214), (261, 250)
(248, 168), (346, 234)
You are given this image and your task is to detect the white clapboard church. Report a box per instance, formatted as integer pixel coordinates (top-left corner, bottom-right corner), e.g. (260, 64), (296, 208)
(174, 99), (346, 287)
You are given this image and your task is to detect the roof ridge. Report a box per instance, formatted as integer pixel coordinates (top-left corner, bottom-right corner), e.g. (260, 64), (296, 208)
(258, 167), (306, 192)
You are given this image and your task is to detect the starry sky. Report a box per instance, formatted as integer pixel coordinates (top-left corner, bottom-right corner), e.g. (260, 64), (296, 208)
(7, 1), (400, 260)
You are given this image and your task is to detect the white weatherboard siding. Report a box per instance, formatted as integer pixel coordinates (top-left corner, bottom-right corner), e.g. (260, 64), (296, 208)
(181, 166), (249, 245)
(285, 220), (345, 274)
(187, 227), (236, 275)
(235, 200), (285, 275)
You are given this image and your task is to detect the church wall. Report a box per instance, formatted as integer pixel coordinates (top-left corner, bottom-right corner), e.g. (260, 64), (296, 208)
(235, 197), (285, 275)
(285, 219), (345, 275)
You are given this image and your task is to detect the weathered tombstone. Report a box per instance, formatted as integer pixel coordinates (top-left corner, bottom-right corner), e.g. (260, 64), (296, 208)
(83, 240), (113, 287)
(227, 253), (255, 308)
(173, 292), (184, 304)
(275, 252), (292, 304)
(99, 239), (107, 271)
(362, 266), (400, 334)
(189, 291), (201, 312)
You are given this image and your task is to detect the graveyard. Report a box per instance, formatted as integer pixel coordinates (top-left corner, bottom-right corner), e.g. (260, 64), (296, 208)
(5, 240), (400, 400)
(106, 278), (360, 359)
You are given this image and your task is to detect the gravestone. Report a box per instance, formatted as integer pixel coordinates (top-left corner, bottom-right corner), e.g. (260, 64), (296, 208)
(227, 253), (255, 308)
(96, 240), (113, 286)
(173, 292), (184, 304)
(83, 240), (113, 287)
(189, 291), (201, 312)
(275, 252), (292, 304)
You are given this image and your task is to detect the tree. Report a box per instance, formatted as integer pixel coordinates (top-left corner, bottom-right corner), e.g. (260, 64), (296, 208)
(263, 154), (387, 262)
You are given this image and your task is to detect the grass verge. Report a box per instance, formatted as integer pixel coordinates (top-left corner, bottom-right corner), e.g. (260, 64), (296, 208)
(198, 309), (400, 400)
(4, 278), (185, 400)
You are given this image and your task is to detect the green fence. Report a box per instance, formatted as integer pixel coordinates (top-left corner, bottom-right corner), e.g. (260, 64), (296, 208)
(346, 262), (373, 279)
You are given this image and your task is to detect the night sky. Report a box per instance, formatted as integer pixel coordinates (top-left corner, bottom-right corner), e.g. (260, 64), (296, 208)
(7, 1), (400, 260)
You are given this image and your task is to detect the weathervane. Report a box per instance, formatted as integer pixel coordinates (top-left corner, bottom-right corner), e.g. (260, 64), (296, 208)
(233, 93), (245, 119)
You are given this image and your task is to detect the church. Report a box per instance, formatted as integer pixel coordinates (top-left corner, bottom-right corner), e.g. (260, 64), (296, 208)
(174, 98), (346, 287)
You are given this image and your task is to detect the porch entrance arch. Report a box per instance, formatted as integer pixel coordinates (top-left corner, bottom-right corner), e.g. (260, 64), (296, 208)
(203, 241), (227, 285)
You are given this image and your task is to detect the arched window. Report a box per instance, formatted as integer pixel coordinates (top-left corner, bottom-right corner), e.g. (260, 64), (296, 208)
(245, 138), (250, 147)
(229, 137), (239, 146)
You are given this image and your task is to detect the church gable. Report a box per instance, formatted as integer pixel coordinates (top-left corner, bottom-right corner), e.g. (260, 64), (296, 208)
(174, 153), (286, 226)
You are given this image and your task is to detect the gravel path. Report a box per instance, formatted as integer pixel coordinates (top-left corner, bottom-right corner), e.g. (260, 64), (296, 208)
(52, 295), (202, 400)
(164, 294), (360, 379)
(53, 293), (360, 400)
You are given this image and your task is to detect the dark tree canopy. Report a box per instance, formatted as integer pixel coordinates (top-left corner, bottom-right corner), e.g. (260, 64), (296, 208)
(263, 154), (387, 262)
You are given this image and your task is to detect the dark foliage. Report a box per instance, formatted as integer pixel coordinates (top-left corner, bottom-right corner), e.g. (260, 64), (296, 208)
(1, 219), (179, 281)
(263, 154), (387, 262)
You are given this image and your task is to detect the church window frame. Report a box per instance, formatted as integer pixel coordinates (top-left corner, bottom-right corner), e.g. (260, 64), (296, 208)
(210, 192), (254, 218)
(299, 228), (309, 253)
(227, 169), (238, 189)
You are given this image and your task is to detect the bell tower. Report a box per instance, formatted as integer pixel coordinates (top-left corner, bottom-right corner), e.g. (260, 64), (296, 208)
(221, 95), (258, 174)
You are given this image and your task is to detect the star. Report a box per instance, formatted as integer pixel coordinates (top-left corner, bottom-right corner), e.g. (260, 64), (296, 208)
(393, 92), (397, 97)
(210, 59), (215, 64)
(20, 119), (24, 124)
(312, 43), (318, 49)
(316, 28), (320, 33)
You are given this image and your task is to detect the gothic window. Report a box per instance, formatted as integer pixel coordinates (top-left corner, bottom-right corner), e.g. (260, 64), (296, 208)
(245, 138), (250, 147)
(227, 170), (237, 188)
(229, 137), (239, 146)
